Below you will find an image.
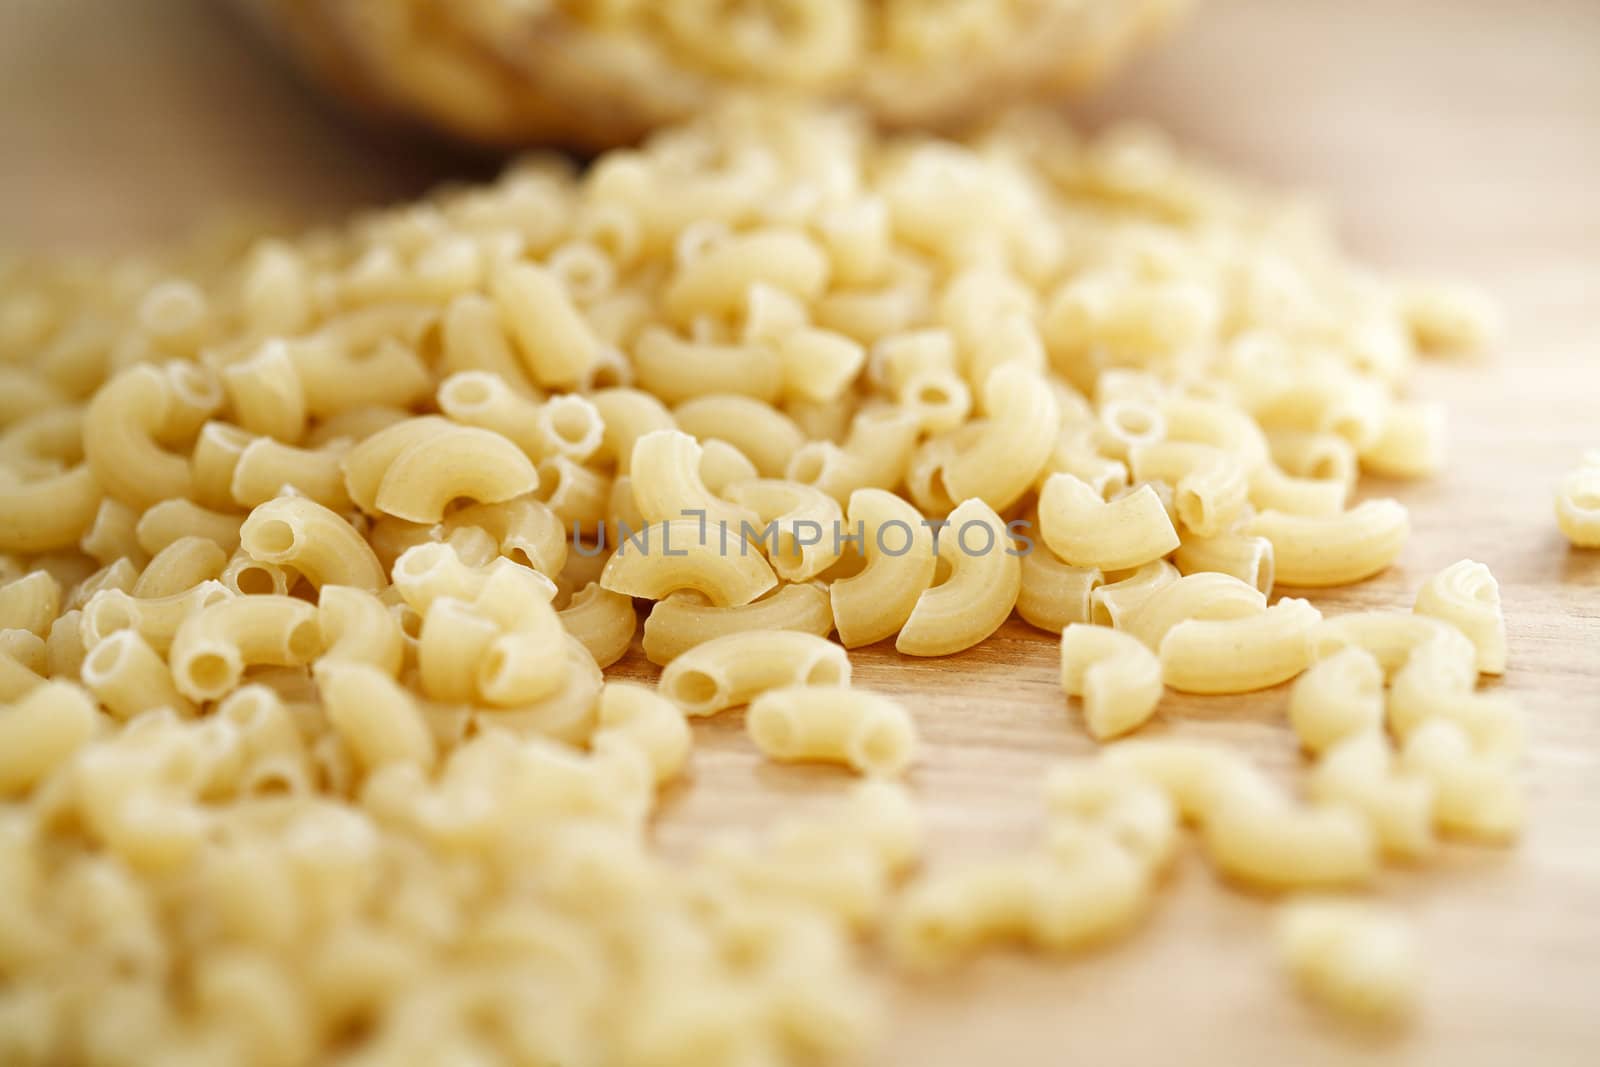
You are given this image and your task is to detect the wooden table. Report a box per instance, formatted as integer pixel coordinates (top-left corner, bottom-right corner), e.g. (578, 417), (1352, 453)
(4, 2), (1597, 1064)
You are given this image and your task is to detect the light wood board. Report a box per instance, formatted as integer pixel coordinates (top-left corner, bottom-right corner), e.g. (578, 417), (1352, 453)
(2, 2), (1597, 1064)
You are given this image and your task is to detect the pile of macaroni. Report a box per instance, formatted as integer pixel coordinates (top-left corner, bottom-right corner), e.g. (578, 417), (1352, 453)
(236, 0), (1191, 147)
(0, 103), (1516, 1062)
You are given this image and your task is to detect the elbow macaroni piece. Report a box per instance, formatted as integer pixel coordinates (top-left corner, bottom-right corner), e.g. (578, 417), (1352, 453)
(373, 426), (540, 523)
(315, 659), (436, 773)
(1276, 899), (1419, 1025)
(0, 465), (104, 554)
(1058, 625), (1162, 741)
(1119, 571), (1265, 649)
(747, 685), (916, 778)
(1088, 559), (1178, 630)
(0, 681), (98, 794)
(1413, 559), (1506, 674)
(672, 394), (805, 479)
(1248, 500), (1409, 587)
(1288, 647), (1385, 755)
(896, 498), (1020, 657)
(829, 489), (935, 649)
(1016, 549), (1102, 634)
(629, 429), (757, 531)
(1129, 441), (1250, 538)
(240, 496), (385, 592)
(169, 595), (323, 702)
(660, 630), (850, 717)
(939, 364), (1060, 512)
(1554, 455), (1600, 547)
(1039, 474), (1179, 571)
(1159, 597), (1323, 694)
(595, 681), (691, 785)
(1308, 730), (1435, 861)
(317, 585), (405, 675)
(641, 582), (834, 666)
(1172, 531), (1275, 597)
(81, 628), (194, 719)
(723, 478), (845, 582)
(600, 520), (777, 607)
(131, 536), (228, 599)
(1204, 790), (1378, 891)
(557, 582), (637, 669)
(0, 570), (62, 637)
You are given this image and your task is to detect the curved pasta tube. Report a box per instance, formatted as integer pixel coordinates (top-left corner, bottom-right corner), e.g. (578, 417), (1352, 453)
(1129, 441), (1250, 538)
(1275, 899), (1420, 1025)
(315, 660), (436, 773)
(1247, 500), (1409, 587)
(1400, 719), (1524, 843)
(531, 455), (610, 531)
(940, 364), (1060, 512)
(1173, 532), (1275, 597)
(1121, 572), (1267, 650)
(81, 628), (194, 719)
(1016, 548), (1102, 635)
(747, 685), (916, 778)
(629, 429), (757, 531)
(373, 426), (540, 523)
(785, 406), (920, 505)
(1102, 740), (1279, 825)
(600, 520), (777, 607)
(474, 634), (603, 745)
(1248, 463), (1349, 517)
(230, 437), (352, 511)
(80, 581), (233, 655)
(896, 498), (1021, 657)
(594, 682), (691, 785)
(0, 465), (103, 553)
(338, 415), (453, 513)
(1360, 401), (1446, 479)
(490, 261), (599, 389)
(1035, 423), (1128, 501)
(663, 229), (830, 325)
(169, 595), (323, 702)
(1554, 458), (1600, 547)
(435, 370), (546, 457)
(1058, 625), (1162, 741)
(0, 632), (45, 701)
(1413, 559), (1505, 675)
(0, 681), (98, 794)
(722, 477), (845, 582)
(439, 497), (568, 579)
(672, 394), (805, 480)
(131, 536), (228, 599)
(83, 364), (194, 507)
(830, 489), (935, 649)
(0, 570), (61, 637)
(1388, 641), (1523, 762)
(137, 499), (244, 557)
(1159, 395), (1271, 473)
(1203, 793), (1378, 891)
(240, 496), (385, 592)
(587, 388), (677, 474)
(1288, 647), (1384, 755)
(641, 582), (833, 666)
(1307, 731), (1435, 860)
(1088, 559), (1178, 629)
(1038, 473), (1179, 571)
(776, 326), (865, 404)
(316, 585), (404, 675)
(634, 327), (783, 405)
(660, 630), (851, 717)
(416, 596), (498, 704)
(221, 339), (307, 442)
(1158, 597), (1323, 694)
(1308, 611), (1475, 678)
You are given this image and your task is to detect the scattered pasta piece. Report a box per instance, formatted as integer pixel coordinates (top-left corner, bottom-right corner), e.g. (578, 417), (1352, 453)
(1276, 898), (1420, 1026)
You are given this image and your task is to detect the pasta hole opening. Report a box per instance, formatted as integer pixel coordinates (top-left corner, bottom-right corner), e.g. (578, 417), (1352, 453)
(788, 449), (827, 487)
(917, 383), (952, 408)
(185, 651), (237, 696)
(548, 404), (596, 446)
(445, 376), (493, 409)
(287, 619), (323, 663)
(90, 600), (134, 636)
(930, 552), (955, 588)
(749, 707), (795, 755)
(851, 716), (907, 776)
(1090, 599), (1114, 628)
(84, 637), (127, 680)
(773, 531), (804, 572)
(249, 518), (298, 558)
(532, 463), (563, 503)
(1108, 405), (1158, 441)
(395, 605), (423, 639)
(803, 657), (845, 687)
(668, 669), (722, 712)
(232, 565), (279, 596)
(1308, 455), (1341, 480)
(587, 361), (628, 390)
(1176, 491), (1207, 534)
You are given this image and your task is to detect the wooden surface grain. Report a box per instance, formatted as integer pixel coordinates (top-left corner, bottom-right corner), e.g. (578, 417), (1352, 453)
(3, 2), (1598, 1065)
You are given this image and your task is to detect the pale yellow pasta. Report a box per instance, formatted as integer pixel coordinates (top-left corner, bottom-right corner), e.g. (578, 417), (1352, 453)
(130, 536), (228, 600)
(439, 496), (569, 578)
(219, 549), (294, 598)
(600, 519), (776, 607)
(722, 477), (845, 582)
(1359, 401), (1446, 479)
(169, 594), (323, 702)
(189, 420), (257, 510)
(1276, 898), (1420, 1025)
(240, 496), (385, 592)
(1387, 640), (1523, 761)
(439, 291), (538, 393)
(315, 659), (436, 773)
(1554, 457), (1600, 547)
(534, 394), (606, 463)
(390, 541), (499, 615)
(317, 585), (405, 675)
(81, 628), (194, 719)
(1308, 611), (1475, 678)
(896, 367), (972, 434)
(1288, 647), (1384, 755)
(1398, 278), (1501, 355)
(1058, 625), (1162, 741)
(1035, 423), (1129, 500)
(1120, 572), (1267, 649)
(1204, 790), (1378, 891)
(633, 326), (783, 405)
(747, 685), (916, 778)
(785, 406), (920, 505)
(82, 364), (195, 508)
(1039, 473), (1179, 571)
(672, 395), (805, 480)
(642, 582), (834, 666)
(0, 681), (98, 794)
(0, 631), (45, 701)
(339, 415), (454, 514)
(435, 370), (547, 457)
(0, 465), (104, 553)
(1129, 441), (1250, 537)
(829, 489), (935, 648)
(1400, 719), (1524, 843)
(629, 429), (757, 532)
(939, 364), (1060, 512)
(663, 229), (830, 326)
(1088, 559), (1178, 629)
(661, 630), (850, 717)
(490, 260), (600, 388)
(47, 609), (88, 680)
(1159, 597), (1322, 694)
(586, 387), (677, 474)
(415, 596), (499, 704)
(1248, 499), (1409, 587)
(231, 437), (353, 511)
(557, 582), (637, 669)
(1413, 559), (1506, 674)
(135, 498), (244, 558)
(80, 497), (143, 567)
(1308, 731), (1435, 861)
(1172, 531), (1275, 596)
(0, 570), (62, 637)
(66, 558), (139, 612)
(1016, 549), (1102, 634)
(1248, 462), (1349, 517)
(80, 581), (233, 655)
(1266, 430), (1358, 485)
(897, 498), (1019, 657)
(532, 455), (611, 530)
(776, 326), (866, 404)
(473, 633), (603, 744)
(594, 681), (691, 784)
(466, 560), (569, 706)
(1043, 763), (1178, 871)
(221, 339), (308, 442)
(374, 426), (539, 523)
